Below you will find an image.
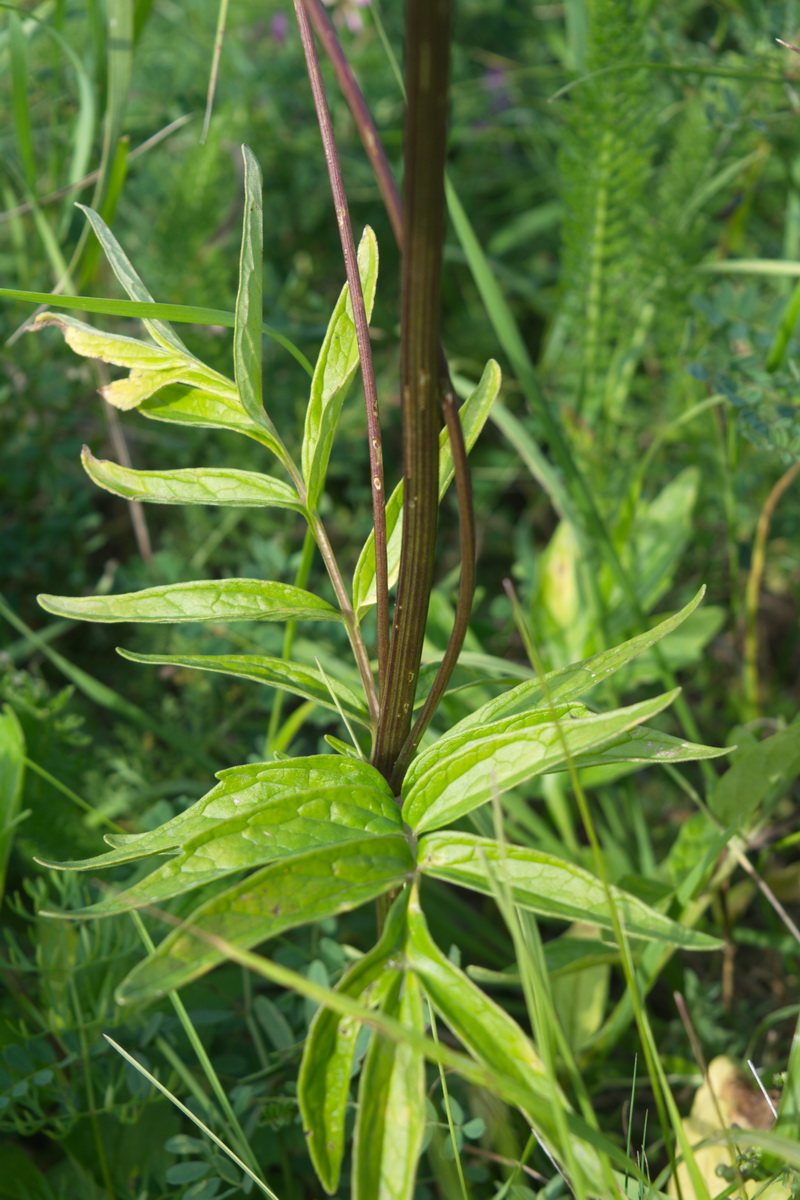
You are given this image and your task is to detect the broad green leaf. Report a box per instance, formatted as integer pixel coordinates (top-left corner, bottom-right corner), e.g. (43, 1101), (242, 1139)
(71, 756), (393, 860)
(38, 579), (341, 625)
(118, 649), (368, 726)
(442, 588), (706, 741)
(403, 691), (682, 835)
(417, 833), (721, 950)
(82, 448), (303, 512)
(139, 383), (284, 456)
(566, 724), (730, 770)
(0, 706), (25, 900)
(299, 891), (410, 1194)
(76, 204), (189, 355)
(35, 311), (187, 372)
(353, 971), (426, 1200)
(353, 360), (501, 616)
(44, 785), (403, 917)
(405, 886), (603, 1189)
(121, 756), (392, 848)
(234, 147), (266, 427)
(115, 834), (415, 1002)
(302, 227), (378, 509)
(101, 366), (230, 411)
(711, 719), (800, 826)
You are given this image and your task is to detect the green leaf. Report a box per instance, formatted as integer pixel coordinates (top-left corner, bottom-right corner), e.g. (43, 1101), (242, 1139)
(353, 360), (501, 616)
(710, 719), (800, 826)
(82, 448), (303, 511)
(76, 204), (189, 355)
(38, 578), (341, 625)
(0, 288), (313, 375)
(403, 691), (683, 834)
(44, 756), (395, 863)
(139, 383), (284, 456)
(44, 785), (403, 917)
(352, 971), (426, 1200)
(299, 891), (410, 1194)
(35, 311), (188, 373)
(404, 886), (603, 1189)
(118, 649), (369, 726)
(302, 227), (379, 509)
(442, 588), (705, 741)
(566, 724), (730, 770)
(417, 833), (721, 949)
(0, 706), (26, 900)
(115, 834), (415, 1002)
(234, 147), (266, 427)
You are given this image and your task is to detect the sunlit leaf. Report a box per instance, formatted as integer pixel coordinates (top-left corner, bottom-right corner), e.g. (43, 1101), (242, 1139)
(139, 383), (284, 456)
(38, 579), (341, 624)
(118, 649), (368, 725)
(115, 834), (415, 1002)
(234, 146), (266, 427)
(353, 360), (501, 616)
(0, 705), (25, 899)
(352, 970), (426, 1200)
(299, 891), (410, 1194)
(405, 885), (604, 1190)
(82, 448), (303, 511)
(42, 785), (403, 917)
(444, 588), (705, 741)
(417, 833), (721, 949)
(403, 691), (682, 834)
(35, 311), (187, 372)
(302, 227), (378, 509)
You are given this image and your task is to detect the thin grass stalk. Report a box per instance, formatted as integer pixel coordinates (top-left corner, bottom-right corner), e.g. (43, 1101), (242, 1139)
(373, 0), (453, 783)
(293, 0), (389, 690)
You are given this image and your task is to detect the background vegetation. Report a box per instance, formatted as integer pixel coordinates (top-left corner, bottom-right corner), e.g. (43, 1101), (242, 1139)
(1, 0), (799, 1197)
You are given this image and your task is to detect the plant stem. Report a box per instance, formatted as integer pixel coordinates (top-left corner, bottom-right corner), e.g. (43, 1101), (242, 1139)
(373, 0), (453, 783)
(294, 0), (389, 691)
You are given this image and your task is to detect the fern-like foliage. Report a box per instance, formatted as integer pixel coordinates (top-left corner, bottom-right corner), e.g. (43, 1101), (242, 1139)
(555, 0), (656, 426)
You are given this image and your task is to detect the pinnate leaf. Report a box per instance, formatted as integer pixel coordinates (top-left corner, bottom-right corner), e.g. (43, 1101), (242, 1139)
(38, 578), (340, 624)
(115, 834), (415, 1002)
(417, 833), (721, 949)
(82, 448), (303, 511)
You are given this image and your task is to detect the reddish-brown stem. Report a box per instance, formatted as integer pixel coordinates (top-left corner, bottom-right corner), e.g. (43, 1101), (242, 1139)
(293, 0), (390, 690)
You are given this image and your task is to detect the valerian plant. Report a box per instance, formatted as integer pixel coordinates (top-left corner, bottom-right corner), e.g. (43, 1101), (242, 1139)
(25, 1), (727, 1195)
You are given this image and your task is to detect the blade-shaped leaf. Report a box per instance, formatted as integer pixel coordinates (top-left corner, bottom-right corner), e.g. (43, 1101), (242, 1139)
(417, 833), (721, 949)
(35, 311), (186, 372)
(38, 579), (341, 625)
(443, 588), (706, 742)
(567, 724), (731, 770)
(302, 227), (378, 509)
(115, 834), (415, 1002)
(402, 691), (682, 834)
(405, 886), (603, 1189)
(49, 756), (394, 863)
(139, 383), (284, 457)
(352, 971), (426, 1200)
(234, 146), (266, 427)
(44, 785), (403, 917)
(299, 890), (410, 1194)
(100, 366), (232, 411)
(82, 448), (303, 512)
(118, 649), (368, 725)
(76, 204), (189, 355)
(0, 705), (25, 899)
(353, 359), (501, 616)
